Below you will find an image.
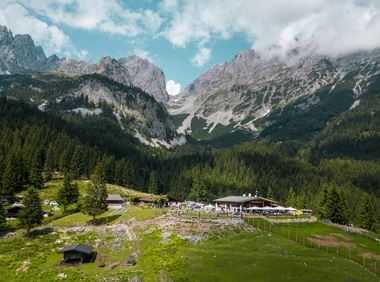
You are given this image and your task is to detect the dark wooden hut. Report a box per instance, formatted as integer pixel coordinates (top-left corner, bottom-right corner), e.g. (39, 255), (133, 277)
(6, 203), (24, 219)
(60, 244), (95, 263)
(125, 255), (137, 266)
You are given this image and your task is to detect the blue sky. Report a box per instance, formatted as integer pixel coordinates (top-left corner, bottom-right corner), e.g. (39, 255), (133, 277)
(1, 0), (380, 95)
(64, 24), (251, 90)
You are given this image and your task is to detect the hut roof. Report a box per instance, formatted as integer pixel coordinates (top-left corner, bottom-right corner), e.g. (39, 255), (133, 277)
(213, 196), (277, 203)
(140, 196), (156, 202)
(60, 244), (93, 254)
(106, 194), (123, 201)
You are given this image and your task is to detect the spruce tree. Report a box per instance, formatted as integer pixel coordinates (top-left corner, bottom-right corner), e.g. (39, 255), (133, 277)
(0, 203), (6, 228)
(296, 192), (308, 209)
(266, 187), (274, 199)
(317, 185), (329, 219)
(44, 143), (55, 181)
(115, 160), (126, 186)
(189, 176), (208, 203)
(2, 148), (24, 198)
(286, 188), (297, 207)
(325, 187), (349, 225)
(148, 171), (158, 194)
(91, 162), (107, 185)
(357, 194), (376, 231)
(19, 187), (43, 236)
(29, 152), (44, 188)
(82, 182), (108, 224)
(57, 174), (79, 212)
(103, 156), (115, 184)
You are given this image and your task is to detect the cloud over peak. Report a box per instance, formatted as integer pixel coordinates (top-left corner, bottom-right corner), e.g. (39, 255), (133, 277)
(1, 0), (380, 81)
(163, 0), (380, 58)
(166, 79), (181, 96)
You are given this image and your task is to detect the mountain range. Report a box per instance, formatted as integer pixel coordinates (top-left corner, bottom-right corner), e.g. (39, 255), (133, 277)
(168, 48), (380, 142)
(1, 25), (380, 148)
(0, 25), (183, 148)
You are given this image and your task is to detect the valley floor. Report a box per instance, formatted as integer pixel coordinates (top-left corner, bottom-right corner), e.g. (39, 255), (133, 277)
(0, 205), (379, 282)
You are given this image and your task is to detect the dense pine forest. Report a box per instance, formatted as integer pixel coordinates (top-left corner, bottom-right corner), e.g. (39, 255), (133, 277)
(1, 90), (380, 231)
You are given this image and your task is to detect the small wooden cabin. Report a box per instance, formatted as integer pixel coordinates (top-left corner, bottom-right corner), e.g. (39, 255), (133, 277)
(60, 244), (95, 264)
(6, 203), (24, 219)
(106, 194), (124, 209)
(139, 196), (156, 204)
(125, 255), (137, 266)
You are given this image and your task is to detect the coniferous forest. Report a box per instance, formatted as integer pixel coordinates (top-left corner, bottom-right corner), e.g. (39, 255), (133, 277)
(1, 90), (380, 231)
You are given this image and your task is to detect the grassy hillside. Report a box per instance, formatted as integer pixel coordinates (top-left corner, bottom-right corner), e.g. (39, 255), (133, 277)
(1, 209), (379, 281)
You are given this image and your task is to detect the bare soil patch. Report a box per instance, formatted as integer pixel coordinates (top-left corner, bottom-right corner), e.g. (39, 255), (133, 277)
(330, 233), (352, 241)
(308, 234), (355, 248)
(133, 215), (256, 240)
(360, 252), (380, 260)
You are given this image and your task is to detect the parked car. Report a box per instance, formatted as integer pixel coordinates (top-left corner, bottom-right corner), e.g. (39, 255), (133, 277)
(50, 201), (59, 206)
(44, 200), (50, 206)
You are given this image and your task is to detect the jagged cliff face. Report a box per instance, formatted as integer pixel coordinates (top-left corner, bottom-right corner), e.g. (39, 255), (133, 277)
(167, 48), (380, 139)
(119, 55), (169, 102)
(56, 55), (169, 102)
(0, 25), (168, 102)
(57, 56), (132, 86)
(0, 25), (181, 147)
(0, 73), (181, 146)
(0, 26), (59, 73)
(2, 24), (380, 144)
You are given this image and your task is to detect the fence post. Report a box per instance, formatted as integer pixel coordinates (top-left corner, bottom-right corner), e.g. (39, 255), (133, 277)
(375, 261), (377, 273)
(336, 246), (338, 257)
(349, 247), (351, 260)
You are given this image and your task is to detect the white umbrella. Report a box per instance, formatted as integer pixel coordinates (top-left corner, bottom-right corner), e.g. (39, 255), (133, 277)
(204, 204), (215, 210)
(246, 206), (262, 210)
(273, 206), (288, 211)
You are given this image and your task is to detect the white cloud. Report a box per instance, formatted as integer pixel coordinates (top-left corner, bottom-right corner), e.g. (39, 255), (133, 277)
(132, 48), (155, 63)
(20, 0), (163, 37)
(191, 47), (211, 67)
(166, 79), (181, 95)
(162, 0), (380, 58)
(0, 2), (70, 55)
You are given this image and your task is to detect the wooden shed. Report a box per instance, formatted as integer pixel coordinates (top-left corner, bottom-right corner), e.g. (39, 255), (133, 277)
(106, 194), (124, 209)
(60, 244), (95, 264)
(6, 203), (24, 219)
(125, 255), (137, 266)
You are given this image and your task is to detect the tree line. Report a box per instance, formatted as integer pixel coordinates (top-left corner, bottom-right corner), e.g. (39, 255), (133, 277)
(0, 97), (379, 232)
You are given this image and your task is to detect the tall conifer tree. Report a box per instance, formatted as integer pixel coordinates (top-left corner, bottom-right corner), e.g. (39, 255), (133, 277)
(19, 187), (43, 236)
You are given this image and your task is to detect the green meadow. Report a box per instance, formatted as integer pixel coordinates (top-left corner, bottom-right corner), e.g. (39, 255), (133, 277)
(1, 181), (379, 281)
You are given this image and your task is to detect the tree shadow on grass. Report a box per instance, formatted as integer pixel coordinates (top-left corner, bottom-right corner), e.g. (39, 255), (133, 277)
(86, 214), (121, 225)
(30, 226), (55, 237)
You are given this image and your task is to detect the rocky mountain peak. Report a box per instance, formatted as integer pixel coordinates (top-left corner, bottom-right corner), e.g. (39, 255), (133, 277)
(0, 25), (60, 73)
(0, 25), (13, 45)
(169, 47), (380, 138)
(0, 25), (168, 102)
(119, 55), (168, 102)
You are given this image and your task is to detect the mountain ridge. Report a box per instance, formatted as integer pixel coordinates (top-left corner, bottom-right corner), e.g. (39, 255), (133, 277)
(167, 47), (380, 141)
(0, 25), (169, 102)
